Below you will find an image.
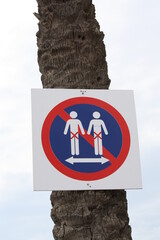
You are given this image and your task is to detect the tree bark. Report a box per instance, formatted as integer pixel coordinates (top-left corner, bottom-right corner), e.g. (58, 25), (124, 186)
(35, 0), (132, 239)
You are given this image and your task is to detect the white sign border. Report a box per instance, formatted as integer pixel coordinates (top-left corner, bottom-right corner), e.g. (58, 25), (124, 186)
(31, 89), (142, 191)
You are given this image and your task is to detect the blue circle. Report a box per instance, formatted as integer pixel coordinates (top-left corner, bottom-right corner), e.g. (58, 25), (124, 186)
(49, 104), (122, 173)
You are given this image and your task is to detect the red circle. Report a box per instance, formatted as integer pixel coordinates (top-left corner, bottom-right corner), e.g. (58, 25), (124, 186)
(41, 97), (130, 181)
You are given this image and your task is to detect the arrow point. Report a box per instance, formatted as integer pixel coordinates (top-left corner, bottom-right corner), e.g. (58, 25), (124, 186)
(101, 157), (110, 164)
(65, 157), (74, 164)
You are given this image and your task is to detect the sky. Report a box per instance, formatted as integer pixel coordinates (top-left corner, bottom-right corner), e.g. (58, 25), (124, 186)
(0, 0), (160, 239)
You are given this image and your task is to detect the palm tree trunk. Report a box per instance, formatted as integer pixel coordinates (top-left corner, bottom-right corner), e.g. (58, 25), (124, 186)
(35, 0), (132, 239)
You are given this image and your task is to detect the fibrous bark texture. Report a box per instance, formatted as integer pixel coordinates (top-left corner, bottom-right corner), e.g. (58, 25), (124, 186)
(50, 191), (131, 240)
(36, 0), (110, 88)
(35, 0), (132, 239)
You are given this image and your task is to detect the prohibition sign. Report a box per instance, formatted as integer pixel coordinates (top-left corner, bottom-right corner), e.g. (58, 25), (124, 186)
(41, 97), (130, 181)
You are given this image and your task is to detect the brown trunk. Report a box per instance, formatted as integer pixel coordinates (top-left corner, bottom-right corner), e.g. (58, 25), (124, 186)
(35, 0), (132, 239)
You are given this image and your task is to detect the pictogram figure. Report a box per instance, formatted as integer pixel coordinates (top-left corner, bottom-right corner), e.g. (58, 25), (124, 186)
(64, 111), (85, 155)
(87, 111), (108, 155)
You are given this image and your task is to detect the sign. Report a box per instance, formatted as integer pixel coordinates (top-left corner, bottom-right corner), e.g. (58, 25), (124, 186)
(31, 89), (142, 190)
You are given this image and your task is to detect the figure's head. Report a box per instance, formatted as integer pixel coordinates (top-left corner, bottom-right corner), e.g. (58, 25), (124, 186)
(70, 111), (77, 119)
(93, 111), (100, 119)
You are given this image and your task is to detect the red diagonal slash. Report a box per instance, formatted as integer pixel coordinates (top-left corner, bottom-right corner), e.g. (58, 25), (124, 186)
(58, 110), (117, 164)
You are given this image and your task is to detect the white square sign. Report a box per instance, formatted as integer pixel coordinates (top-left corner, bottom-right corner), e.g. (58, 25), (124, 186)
(31, 89), (142, 190)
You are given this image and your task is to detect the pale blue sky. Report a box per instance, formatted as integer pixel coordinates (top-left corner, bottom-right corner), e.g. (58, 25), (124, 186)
(0, 0), (160, 239)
